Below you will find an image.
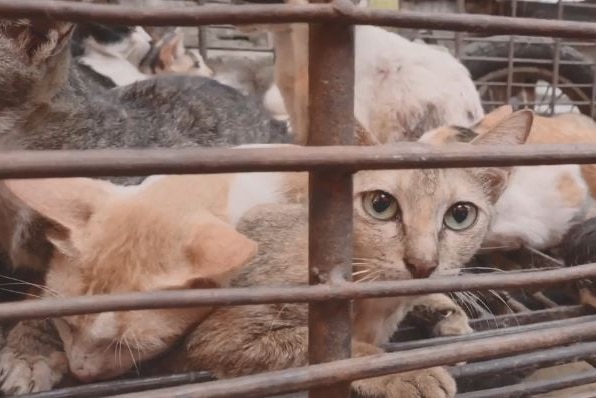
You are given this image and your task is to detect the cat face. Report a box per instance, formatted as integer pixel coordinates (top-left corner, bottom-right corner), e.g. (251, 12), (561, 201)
(352, 110), (533, 281)
(6, 177), (257, 382)
(0, 19), (74, 109)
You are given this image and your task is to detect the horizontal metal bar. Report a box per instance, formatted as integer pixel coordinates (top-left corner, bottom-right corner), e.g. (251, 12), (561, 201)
(451, 341), (596, 379)
(395, 305), (590, 340)
(1, 144), (596, 179)
(4, 0), (596, 39)
(1, 264), (596, 322)
(457, 371), (596, 398)
(111, 321), (596, 398)
(386, 314), (596, 352)
(463, 55), (594, 66)
(18, 372), (215, 398)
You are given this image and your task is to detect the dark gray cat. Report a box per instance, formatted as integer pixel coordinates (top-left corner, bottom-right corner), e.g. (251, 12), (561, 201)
(0, 20), (291, 152)
(0, 18), (290, 289)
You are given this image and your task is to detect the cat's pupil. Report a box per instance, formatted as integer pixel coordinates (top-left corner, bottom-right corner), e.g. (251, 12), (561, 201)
(451, 205), (469, 223)
(373, 193), (392, 213)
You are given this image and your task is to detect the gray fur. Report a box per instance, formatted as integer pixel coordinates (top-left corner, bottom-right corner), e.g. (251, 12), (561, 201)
(0, 19), (290, 274)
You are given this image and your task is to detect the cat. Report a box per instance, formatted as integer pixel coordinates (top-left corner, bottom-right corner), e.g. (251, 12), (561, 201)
(0, 175), (257, 394)
(0, 17), (290, 273)
(472, 105), (596, 199)
(0, 18), (290, 152)
(240, 1), (485, 145)
(71, 23), (152, 87)
(138, 28), (213, 79)
(419, 107), (593, 251)
(0, 110), (531, 395)
(559, 216), (596, 309)
(207, 55), (288, 120)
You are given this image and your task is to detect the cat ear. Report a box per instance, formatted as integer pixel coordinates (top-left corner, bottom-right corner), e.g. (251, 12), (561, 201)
(182, 220), (257, 288)
(1, 19), (74, 64)
(355, 121), (380, 146)
(4, 178), (114, 251)
(468, 110), (533, 203)
(472, 105), (514, 134)
(158, 31), (185, 68)
(470, 109), (533, 146)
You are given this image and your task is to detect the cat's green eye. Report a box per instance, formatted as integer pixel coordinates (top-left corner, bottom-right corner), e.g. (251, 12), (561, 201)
(444, 202), (478, 231)
(362, 191), (400, 221)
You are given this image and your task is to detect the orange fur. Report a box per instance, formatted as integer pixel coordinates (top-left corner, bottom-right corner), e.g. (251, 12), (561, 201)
(3, 176), (256, 383)
(475, 105), (596, 198)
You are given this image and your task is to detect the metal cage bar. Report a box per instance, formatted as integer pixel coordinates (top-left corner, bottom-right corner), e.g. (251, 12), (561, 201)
(1, 1), (596, 397)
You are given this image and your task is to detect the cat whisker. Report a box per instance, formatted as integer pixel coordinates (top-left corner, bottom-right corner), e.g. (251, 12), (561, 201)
(122, 334), (139, 376)
(351, 269), (372, 277)
(487, 290), (521, 322)
(129, 331), (142, 363)
(0, 287), (45, 300)
(461, 266), (506, 273)
(0, 275), (60, 297)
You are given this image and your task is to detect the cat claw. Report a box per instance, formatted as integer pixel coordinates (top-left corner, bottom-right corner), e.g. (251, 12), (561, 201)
(0, 348), (67, 395)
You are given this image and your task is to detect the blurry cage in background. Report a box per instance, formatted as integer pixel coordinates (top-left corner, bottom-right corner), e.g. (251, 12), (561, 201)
(397, 0), (596, 117)
(193, 0), (596, 117)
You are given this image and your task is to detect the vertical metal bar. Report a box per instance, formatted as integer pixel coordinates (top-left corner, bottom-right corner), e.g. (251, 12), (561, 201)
(591, 48), (596, 118)
(506, 0), (517, 104)
(454, 0), (465, 59)
(307, 2), (355, 397)
(196, 0), (208, 59)
(550, 0), (564, 115)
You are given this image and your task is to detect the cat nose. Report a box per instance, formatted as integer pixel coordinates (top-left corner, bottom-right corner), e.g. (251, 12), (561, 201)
(405, 259), (438, 279)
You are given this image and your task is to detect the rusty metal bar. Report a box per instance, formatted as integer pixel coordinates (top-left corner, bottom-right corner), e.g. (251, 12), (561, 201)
(451, 341), (596, 379)
(4, 0), (596, 39)
(2, 144), (596, 179)
(2, 264), (596, 322)
(17, 372), (215, 398)
(457, 371), (596, 398)
(386, 314), (596, 352)
(395, 305), (590, 340)
(505, 0), (517, 102)
(111, 321), (596, 398)
(306, 3), (354, 397)
(453, 0), (465, 58)
(20, 340), (596, 398)
(550, 0), (564, 115)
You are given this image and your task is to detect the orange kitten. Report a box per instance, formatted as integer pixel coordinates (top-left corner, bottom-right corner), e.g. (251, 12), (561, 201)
(0, 176), (256, 390)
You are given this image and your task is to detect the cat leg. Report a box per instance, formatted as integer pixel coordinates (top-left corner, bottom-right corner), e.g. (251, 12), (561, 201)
(351, 341), (456, 398)
(0, 319), (68, 395)
(406, 293), (473, 338)
(183, 304), (308, 377)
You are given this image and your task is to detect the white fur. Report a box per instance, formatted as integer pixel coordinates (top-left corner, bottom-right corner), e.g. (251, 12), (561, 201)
(227, 173), (286, 227)
(353, 25), (484, 141)
(263, 84), (289, 121)
(79, 28), (152, 86)
(485, 164), (590, 250)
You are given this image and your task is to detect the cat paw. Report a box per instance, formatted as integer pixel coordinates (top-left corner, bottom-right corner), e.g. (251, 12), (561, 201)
(432, 305), (473, 337)
(353, 367), (456, 398)
(0, 348), (68, 395)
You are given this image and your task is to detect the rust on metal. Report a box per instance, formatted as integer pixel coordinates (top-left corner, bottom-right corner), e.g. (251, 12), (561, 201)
(307, 3), (354, 396)
(2, 264), (596, 322)
(2, 144), (596, 179)
(110, 321), (596, 398)
(505, 0), (517, 102)
(4, 0), (596, 39)
(549, 0), (564, 115)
